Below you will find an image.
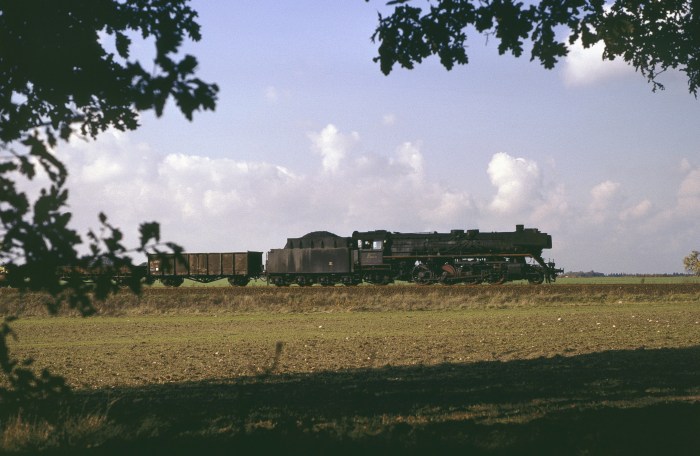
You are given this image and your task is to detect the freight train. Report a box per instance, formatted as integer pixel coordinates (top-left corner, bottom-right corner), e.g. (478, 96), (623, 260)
(146, 225), (561, 287)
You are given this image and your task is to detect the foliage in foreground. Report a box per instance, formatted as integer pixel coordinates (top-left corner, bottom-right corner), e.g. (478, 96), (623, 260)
(370, 0), (700, 95)
(0, 0), (216, 417)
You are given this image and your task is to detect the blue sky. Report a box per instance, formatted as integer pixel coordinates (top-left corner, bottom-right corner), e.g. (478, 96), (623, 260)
(53, 1), (700, 273)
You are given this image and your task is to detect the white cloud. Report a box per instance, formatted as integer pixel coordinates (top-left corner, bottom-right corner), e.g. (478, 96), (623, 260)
(680, 158), (693, 173)
(487, 152), (542, 214)
(563, 40), (633, 87)
(36, 128), (699, 274)
(392, 141), (423, 176)
(590, 180), (620, 205)
(585, 180), (621, 224)
(307, 124), (358, 173)
(619, 199), (652, 221)
(50, 126), (478, 253)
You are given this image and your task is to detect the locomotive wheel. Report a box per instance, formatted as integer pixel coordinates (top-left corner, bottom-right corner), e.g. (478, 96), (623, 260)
(375, 275), (391, 285)
(412, 264), (433, 285)
(487, 275), (505, 285)
(319, 276), (337, 286)
(269, 276), (289, 287)
(439, 275), (454, 285)
(528, 271), (544, 285)
(296, 277), (312, 287)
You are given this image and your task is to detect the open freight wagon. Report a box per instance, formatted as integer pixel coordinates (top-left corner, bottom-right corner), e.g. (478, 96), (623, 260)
(147, 251), (263, 287)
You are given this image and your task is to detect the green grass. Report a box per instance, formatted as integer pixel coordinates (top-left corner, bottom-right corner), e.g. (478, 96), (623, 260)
(555, 276), (700, 284)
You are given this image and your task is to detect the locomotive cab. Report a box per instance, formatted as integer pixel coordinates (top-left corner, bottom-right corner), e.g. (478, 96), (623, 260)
(352, 231), (393, 284)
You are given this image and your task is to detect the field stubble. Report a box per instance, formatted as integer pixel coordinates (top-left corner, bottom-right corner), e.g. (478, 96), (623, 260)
(1, 284), (700, 454)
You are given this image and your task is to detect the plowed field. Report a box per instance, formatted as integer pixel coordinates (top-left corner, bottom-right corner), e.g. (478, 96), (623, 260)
(2, 284), (699, 454)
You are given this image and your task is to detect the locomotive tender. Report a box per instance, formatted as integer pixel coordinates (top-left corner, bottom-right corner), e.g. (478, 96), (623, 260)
(265, 225), (560, 286)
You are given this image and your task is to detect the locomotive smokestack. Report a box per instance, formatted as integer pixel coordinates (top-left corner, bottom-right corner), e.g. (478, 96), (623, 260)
(516, 224), (524, 232)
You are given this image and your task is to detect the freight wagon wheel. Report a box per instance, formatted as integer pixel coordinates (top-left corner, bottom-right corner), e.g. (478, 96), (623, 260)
(161, 277), (184, 287)
(228, 277), (250, 287)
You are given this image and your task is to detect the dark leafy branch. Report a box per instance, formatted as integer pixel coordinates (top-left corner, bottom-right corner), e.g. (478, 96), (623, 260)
(1, 0), (217, 300)
(0, 0), (216, 414)
(369, 0), (700, 95)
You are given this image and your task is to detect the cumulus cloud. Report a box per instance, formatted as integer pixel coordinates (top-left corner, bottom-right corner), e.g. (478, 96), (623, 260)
(487, 152), (542, 214)
(36, 128), (698, 273)
(307, 124), (359, 173)
(392, 141), (423, 176)
(583, 180), (636, 227)
(619, 199), (652, 221)
(562, 40), (633, 87)
(49, 125), (479, 254)
(589, 180), (620, 208)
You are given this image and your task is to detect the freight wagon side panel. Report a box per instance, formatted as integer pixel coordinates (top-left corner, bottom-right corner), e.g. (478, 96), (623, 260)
(148, 252), (262, 278)
(222, 253), (234, 275)
(189, 254), (209, 275)
(207, 253), (222, 275)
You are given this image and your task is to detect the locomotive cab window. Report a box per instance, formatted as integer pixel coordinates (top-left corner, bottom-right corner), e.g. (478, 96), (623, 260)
(359, 240), (372, 249)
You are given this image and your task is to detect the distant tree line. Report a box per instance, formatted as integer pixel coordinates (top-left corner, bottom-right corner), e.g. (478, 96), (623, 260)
(564, 271), (695, 278)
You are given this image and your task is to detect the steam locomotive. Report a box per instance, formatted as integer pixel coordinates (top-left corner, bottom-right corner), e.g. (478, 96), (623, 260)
(147, 225), (561, 286)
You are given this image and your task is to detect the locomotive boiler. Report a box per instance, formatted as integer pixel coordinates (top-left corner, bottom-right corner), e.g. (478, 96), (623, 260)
(266, 225), (560, 286)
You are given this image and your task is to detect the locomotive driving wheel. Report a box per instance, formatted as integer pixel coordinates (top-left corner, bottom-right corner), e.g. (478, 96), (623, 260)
(527, 270), (544, 285)
(486, 270), (506, 285)
(412, 264), (434, 285)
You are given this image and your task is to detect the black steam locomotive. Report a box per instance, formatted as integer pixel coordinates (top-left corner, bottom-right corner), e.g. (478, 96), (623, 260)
(1, 225), (560, 288)
(266, 225), (560, 286)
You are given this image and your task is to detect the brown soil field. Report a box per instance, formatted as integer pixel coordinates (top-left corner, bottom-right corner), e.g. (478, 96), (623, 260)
(1, 284), (699, 454)
(4, 284), (700, 389)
